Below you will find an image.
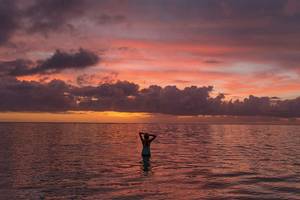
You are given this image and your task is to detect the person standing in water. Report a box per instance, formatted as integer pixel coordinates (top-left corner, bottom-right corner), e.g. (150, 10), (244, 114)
(139, 132), (157, 157)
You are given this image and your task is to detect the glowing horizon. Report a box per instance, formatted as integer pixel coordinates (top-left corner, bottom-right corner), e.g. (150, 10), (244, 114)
(0, 111), (299, 124)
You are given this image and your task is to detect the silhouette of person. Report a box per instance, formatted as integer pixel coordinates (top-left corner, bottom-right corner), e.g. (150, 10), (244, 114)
(139, 132), (156, 157)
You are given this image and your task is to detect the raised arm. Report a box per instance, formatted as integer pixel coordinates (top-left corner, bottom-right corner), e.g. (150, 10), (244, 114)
(139, 132), (144, 142)
(149, 134), (157, 142)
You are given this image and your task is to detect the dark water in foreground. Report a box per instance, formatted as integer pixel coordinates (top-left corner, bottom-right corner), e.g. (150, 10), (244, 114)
(0, 123), (300, 200)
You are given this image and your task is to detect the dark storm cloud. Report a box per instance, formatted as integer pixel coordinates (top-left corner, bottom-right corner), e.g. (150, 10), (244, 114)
(8, 48), (99, 76)
(0, 78), (299, 117)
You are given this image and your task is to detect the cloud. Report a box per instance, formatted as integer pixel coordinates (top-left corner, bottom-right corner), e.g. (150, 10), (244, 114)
(76, 72), (118, 86)
(0, 77), (75, 111)
(0, 59), (33, 76)
(0, 0), (299, 105)
(7, 48), (99, 76)
(0, 0), (127, 44)
(203, 59), (223, 64)
(0, 78), (299, 117)
(25, 0), (88, 33)
(24, 0), (128, 34)
(73, 81), (139, 98)
(0, 0), (19, 44)
(96, 14), (126, 25)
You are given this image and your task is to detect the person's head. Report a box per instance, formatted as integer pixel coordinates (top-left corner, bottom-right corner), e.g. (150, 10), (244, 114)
(144, 133), (149, 140)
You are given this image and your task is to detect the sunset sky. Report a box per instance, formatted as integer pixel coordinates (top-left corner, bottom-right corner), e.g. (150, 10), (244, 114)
(1, 0), (300, 121)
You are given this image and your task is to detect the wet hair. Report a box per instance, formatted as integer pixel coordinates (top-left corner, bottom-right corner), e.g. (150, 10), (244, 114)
(144, 133), (149, 140)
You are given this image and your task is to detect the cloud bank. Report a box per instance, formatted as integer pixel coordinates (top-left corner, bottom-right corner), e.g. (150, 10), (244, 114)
(0, 77), (299, 117)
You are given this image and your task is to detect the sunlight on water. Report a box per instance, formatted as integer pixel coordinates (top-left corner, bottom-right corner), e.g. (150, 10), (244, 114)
(0, 123), (300, 199)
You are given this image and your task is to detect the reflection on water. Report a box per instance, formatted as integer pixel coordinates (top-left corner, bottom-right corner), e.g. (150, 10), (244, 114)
(141, 156), (151, 174)
(0, 123), (300, 199)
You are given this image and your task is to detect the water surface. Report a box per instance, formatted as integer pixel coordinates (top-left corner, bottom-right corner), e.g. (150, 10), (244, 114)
(0, 123), (300, 199)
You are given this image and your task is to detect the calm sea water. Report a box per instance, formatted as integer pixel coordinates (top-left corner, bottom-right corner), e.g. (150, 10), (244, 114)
(0, 123), (300, 200)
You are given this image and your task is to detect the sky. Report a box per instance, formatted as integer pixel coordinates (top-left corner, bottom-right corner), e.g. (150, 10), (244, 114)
(0, 0), (300, 121)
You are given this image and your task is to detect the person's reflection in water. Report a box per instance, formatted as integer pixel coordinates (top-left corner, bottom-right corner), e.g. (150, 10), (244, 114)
(139, 132), (156, 174)
(142, 156), (151, 173)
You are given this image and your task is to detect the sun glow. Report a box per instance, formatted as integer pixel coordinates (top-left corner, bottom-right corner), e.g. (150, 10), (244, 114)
(0, 111), (299, 124)
(0, 111), (152, 123)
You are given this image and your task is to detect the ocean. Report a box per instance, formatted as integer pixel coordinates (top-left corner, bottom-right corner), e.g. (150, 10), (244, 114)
(0, 123), (300, 199)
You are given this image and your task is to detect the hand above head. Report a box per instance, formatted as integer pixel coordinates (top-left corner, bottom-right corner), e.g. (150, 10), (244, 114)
(149, 134), (157, 142)
(139, 132), (144, 142)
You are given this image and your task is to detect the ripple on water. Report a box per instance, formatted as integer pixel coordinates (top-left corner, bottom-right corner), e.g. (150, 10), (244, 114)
(0, 123), (300, 199)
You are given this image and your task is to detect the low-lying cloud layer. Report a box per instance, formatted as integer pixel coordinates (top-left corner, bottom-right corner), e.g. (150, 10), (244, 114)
(0, 77), (299, 117)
